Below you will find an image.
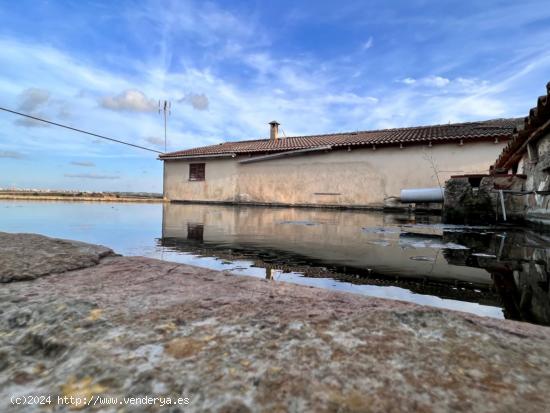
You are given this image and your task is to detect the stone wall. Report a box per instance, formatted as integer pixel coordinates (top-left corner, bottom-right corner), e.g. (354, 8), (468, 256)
(443, 174), (527, 224)
(522, 132), (550, 226)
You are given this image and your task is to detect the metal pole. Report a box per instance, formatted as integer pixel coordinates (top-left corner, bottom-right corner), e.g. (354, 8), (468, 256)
(499, 190), (507, 221)
(164, 104), (167, 153)
(159, 100), (170, 153)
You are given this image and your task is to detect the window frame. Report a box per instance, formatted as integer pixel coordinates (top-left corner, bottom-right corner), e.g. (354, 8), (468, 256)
(188, 163), (206, 181)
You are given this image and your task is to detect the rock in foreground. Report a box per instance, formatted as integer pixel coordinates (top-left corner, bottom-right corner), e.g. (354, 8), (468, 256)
(1, 232), (550, 412)
(0, 231), (114, 282)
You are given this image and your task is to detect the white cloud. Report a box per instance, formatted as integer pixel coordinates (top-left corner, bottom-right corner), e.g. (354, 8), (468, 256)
(100, 90), (157, 112)
(400, 76), (450, 88)
(321, 93), (378, 105)
(365, 76), (513, 128)
(362, 36), (374, 50)
(424, 76), (450, 88)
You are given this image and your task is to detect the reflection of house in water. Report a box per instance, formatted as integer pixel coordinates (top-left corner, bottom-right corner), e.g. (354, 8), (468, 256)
(160, 203), (500, 304)
(186, 223), (204, 241)
(160, 203), (550, 324)
(443, 230), (550, 325)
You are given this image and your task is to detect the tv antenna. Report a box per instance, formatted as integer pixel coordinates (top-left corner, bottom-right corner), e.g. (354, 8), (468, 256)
(159, 100), (171, 152)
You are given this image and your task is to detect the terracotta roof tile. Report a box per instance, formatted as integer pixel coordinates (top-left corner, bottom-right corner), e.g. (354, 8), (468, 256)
(160, 118), (521, 159)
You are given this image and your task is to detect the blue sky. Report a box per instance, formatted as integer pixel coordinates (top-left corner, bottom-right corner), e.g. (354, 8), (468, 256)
(0, 0), (549, 192)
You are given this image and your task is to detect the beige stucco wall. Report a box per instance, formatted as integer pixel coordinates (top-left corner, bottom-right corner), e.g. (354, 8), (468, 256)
(164, 157), (238, 202)
(164, 140), (507, 207)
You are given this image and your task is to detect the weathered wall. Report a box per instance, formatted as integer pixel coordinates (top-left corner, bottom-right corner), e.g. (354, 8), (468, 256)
(236, 141), (504, 207)
(522, 132), (550, 226)
(164, 140), (507, 207)
(163, 158), (238, 202)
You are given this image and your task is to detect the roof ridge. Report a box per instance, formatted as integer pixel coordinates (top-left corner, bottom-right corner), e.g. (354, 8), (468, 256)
(161, 117), (520, 158)
(282, 117), (523, 139)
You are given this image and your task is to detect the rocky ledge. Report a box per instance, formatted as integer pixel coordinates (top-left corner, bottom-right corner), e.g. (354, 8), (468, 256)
(1, 232), (550, 412)
(0, 232), (114, 282)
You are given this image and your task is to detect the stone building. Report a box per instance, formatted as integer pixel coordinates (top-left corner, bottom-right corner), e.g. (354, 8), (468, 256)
(444, 82), (550, 226)
(493, 81), (550, 225)
(160, 119), (518, 209)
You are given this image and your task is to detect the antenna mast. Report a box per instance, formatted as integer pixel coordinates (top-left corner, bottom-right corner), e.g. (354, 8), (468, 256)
(159, 100), (171, 152)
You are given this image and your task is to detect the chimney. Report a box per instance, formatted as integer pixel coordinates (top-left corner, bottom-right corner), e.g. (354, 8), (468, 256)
(269, 121), (280, 141)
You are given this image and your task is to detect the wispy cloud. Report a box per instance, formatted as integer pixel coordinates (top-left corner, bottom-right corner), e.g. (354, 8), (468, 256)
(64, 173), (119, 180)
(144, 136), (165, 147)
(362, 36), (374, 51)
(70, 161), (95, 167)
(178, 93), (209, 111)
(399, 76), (450, 88)
(0, 150), (26, 159)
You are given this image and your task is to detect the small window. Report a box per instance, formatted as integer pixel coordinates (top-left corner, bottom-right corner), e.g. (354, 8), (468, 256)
(189, 163), (205, 181)
(187, 223), (204, 241)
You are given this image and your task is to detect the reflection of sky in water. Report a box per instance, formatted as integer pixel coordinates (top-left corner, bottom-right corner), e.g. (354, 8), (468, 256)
(148, 248), (504, 319)
(0, 200), (504, 319)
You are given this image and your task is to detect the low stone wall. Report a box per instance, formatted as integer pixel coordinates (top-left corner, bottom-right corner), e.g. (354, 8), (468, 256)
(443, 175), (528, 224)
(2, 232), (550, 412)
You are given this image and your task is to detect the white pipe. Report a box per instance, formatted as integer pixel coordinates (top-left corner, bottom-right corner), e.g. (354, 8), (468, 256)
(400, 187), (444, 203)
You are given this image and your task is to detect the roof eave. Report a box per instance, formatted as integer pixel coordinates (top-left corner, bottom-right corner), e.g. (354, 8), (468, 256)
(159, 153), (237, 161)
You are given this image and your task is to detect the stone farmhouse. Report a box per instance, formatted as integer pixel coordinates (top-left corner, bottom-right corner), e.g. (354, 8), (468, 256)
(159, 118), (520, 209)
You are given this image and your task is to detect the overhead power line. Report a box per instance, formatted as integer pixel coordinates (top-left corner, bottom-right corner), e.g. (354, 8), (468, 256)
(0, 106), (163, 154)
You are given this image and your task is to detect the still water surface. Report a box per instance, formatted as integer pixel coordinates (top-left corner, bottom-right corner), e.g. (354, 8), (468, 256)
(2, 201), (550, 324)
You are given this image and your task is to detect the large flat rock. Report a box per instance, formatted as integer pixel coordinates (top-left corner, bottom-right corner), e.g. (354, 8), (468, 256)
(1, 234), (550, 412)
(0, 232), (114, 282)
